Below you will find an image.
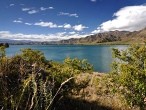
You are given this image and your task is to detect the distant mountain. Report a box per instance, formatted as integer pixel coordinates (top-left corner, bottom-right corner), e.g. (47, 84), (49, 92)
(1, 28), (146, 45)
(0, 39), (16, 43)
(58, 28), (146, 44)
(0, 39), (32, 44)
(0, 39), (45, 45)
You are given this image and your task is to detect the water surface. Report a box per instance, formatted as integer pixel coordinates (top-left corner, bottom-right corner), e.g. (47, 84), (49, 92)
(6, 45), (127, 72)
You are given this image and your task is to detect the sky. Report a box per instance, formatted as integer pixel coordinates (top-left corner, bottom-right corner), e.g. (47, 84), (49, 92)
(0, 0), (146, 41)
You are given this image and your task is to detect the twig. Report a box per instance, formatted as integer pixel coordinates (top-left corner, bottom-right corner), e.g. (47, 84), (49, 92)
(46, 77), (74, 110)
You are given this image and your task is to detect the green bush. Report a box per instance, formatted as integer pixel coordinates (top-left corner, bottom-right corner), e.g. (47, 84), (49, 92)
(0, 48), (93, 110)
(111, 44), (146, 110)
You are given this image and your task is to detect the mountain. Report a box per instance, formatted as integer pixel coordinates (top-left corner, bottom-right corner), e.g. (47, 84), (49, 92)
(58, 28), (146, 44)
(1, 28), (146, 45)
(0, 39), (45, 45)
(0, 39), (32, 44)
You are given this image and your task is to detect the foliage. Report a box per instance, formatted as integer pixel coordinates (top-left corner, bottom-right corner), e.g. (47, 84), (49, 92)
(0, 43), (9, 48)
(20, 48), (47, 65)
(64, 57), (93, 73)
(0, 48), (93, 110)
(0, 46), (6, 58)
(111, 44), (146, 110)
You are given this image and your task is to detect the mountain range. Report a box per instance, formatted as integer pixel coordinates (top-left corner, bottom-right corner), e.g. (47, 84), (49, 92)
(0, 28), (146, 45)
(58, 28), (146, 44)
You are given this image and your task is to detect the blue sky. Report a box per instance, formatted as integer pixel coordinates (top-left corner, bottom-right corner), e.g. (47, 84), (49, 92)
(0, 0), (146, 41)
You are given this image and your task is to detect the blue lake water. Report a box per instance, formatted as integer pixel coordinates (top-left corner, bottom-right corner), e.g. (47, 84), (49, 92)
(6, 45), (128, 72)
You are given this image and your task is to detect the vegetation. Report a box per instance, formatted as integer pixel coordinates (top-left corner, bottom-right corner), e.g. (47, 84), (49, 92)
(0, 48), (93, 110)
(80, 44), (146, 110)
(0, 43), (9, 48)
(0, 44), (146, 110)
(111, 44), (146, 110)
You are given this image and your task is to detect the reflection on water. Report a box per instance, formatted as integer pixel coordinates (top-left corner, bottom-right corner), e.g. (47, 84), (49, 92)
(6, 45), (128, 72)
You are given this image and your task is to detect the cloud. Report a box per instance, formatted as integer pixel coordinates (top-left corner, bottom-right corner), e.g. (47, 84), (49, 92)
(64, 24), (72, 29)
(40, 7), (54, 11)
(22, 8), (31, 11)
(22, 6), (53, 14)
(58, 25), (63, 28)
(58, 12), (79, 18)
(34, 22), (57, 28)
(0, 31), (89, 41)
(91, 30), (100, 34)
(13, 18), (23, 23)
(73, 24), (88, 31)
(13, 20), (23, 23)
(25, 23), (32, 25)
(33, 21), (87, 31)
(28, 10), (38, 14)
(48, 7), (54, 9)
(90, 0), (96, 2)
(94, 5), (146, 33)
(22, 8), (38, 14)
(9, 4), (15, 6)
(69, 31), (76, 34)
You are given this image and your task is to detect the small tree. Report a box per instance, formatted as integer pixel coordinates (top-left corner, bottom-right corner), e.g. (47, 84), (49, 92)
(112, 44), (146, 109)
(20, 48), (47, 65)
(0, 46), (6, 58)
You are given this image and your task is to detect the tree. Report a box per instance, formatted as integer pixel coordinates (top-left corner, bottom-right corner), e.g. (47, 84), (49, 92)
(112, 44), (146, 110)
(0, 43), (9, 48)
(20, 48), (47, 65)
(0, 46), (6, 58)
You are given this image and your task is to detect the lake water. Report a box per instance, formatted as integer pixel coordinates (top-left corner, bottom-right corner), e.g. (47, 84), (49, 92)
(6, 45), (128, 72)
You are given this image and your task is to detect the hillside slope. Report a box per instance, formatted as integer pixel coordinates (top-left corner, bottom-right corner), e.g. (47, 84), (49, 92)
(58, 28), (146, 44)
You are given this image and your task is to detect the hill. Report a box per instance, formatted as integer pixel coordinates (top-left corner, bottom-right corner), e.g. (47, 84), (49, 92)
(1, 28), (146, 45)
(58, 28), (146, 45)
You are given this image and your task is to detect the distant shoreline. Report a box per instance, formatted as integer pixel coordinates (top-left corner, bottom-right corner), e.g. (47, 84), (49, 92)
(9, 42), (146, 46)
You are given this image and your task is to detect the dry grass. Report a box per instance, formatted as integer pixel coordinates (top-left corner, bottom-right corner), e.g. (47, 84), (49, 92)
(66, 72), (140, 110)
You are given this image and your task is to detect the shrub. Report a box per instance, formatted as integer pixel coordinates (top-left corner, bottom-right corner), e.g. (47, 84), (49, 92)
(111, 44), (146, 110)
(0, 48), (93, 110)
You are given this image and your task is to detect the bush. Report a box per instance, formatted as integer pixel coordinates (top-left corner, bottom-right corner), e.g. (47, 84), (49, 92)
(0, 48), (93, 110)
(111, 44), (146, 110)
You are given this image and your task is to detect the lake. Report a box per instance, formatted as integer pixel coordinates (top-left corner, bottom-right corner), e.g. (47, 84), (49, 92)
(6, 45), (128, 72)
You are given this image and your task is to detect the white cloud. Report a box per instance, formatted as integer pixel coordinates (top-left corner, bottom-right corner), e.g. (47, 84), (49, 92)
(91, 0), (96, 2)
(64, 24), (72, 29)
(22, 8), (38, 14)
(25, 23), (32, 25)
(49, 7), (54, 9)
(0, 31), (59, 41)
(58, 25), (63, 28)
(33, 21), (88, 31)
(69, 14), (78, 17)
(94, 5), (146, 33)
(13, 20), (23, 23)
(34, 22), (57, 28)
(9, 4), (15, 6)
(0, 31), (89, 41)
(40, 7), (47, 11)
(73, 24), (88, 31)
(28, 10), (38, 14)
(22, 7), (53, 14)
(22, 8), (31, 11)
(61, 33), (89, 39)
(59, 12), (79, 18)
(69, 31), (76, 34)
(40, 7), (54, 11)
(91, 30), (100, 34)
